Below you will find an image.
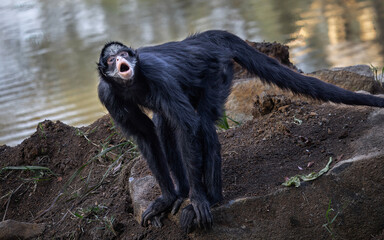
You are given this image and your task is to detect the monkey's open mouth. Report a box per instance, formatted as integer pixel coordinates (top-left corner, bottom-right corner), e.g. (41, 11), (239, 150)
(120, 63), (130, 72)
(117, 59), (133, 80)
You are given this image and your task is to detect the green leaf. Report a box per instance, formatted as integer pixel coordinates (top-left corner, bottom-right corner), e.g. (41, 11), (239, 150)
(282, 157), (332, 187)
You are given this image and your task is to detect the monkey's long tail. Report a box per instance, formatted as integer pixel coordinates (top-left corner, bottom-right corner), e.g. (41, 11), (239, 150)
(206, 30), (384, 107)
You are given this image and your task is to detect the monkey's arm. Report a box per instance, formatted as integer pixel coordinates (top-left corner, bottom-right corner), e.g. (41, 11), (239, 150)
(98, 81), (178, 227)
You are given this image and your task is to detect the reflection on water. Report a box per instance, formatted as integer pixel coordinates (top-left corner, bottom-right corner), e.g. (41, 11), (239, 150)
(0, 0), (383, 146)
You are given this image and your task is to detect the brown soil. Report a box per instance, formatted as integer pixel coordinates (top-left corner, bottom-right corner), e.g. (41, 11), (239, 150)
(1, 99), (383, 239)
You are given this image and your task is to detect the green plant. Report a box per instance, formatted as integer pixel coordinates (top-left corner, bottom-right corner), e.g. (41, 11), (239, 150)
(69, 205), (117, 236)
(1, 165), (57, 221)
(0, 165), (57, 179)
(75, 128), (99, 147)
(370, 64), (384, 87)
(103, 216), (117, 236)
(71, 204), (107, 222)
(35, 126), (138, 221)
(38, 122), (47, 139)
(217, 111), (240, 130)
(322, 200), (339, 238)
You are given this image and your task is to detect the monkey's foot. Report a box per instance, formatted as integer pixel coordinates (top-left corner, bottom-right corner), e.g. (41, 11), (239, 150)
(180, 205), (196, 233)
(141, 195), (184, 228)
(180, 200), (212, 233)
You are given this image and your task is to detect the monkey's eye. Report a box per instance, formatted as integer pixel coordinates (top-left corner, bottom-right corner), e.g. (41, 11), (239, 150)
(107, 56), (116, 65)
(119, 51), (129, 57)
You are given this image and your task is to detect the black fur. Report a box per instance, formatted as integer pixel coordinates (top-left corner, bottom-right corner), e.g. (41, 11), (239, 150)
(97, 30), (384, 232)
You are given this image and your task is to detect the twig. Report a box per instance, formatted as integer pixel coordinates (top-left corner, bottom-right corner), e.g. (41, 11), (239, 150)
(2, 183), (24, 221)
(34, 192), (63, 220)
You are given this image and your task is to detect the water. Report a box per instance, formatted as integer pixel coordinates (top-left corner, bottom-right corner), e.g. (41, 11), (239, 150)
(0, 0), (383, 146)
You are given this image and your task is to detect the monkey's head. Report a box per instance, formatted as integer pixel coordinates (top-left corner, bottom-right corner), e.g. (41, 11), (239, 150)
(98, 42), (137, 86)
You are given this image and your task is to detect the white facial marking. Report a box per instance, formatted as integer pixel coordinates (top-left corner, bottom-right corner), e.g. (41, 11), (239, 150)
(104, 44), (122, 58)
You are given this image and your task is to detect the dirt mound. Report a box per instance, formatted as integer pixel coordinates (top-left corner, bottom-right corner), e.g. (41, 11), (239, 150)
(1, 97), (384, 239)
(233, 41), (297, 80)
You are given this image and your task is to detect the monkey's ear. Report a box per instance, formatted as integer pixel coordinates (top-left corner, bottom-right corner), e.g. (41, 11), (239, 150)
(96, 62), (107, 77)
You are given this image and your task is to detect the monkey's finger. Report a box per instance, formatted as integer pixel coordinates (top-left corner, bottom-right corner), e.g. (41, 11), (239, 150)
(141, 209), (156, 227)
(185, 213), (196, 234)
(187, 220), (196, 234)
(152, 218), (162, 228)
(193, 207), (202, 229)
(180, 205), (196, 233)
(203, 207), (213, 230)
(194, 203), (212, 230)
(151, 213), (164, 228)
(193, 204), (207, 229)
(141, 215), (149, 227)
(171, 198), (184, 215)
(199, 206), (210, 230)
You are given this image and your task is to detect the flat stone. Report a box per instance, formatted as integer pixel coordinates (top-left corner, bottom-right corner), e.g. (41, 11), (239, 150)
(308, 65), (384, 94)
(0, 220), (45, 239)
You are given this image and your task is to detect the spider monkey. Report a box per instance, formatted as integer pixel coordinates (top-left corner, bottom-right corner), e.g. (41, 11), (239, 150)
(97, 30), (384, 232)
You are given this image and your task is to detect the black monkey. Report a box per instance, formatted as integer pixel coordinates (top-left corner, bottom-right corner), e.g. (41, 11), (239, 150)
(97, 30), (384, 232)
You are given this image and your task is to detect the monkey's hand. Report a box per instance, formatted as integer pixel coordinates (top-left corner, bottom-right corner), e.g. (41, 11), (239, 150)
(171, 196), (185, 215)
(141, 194), (184, 228)
(180, 199), (212, 233)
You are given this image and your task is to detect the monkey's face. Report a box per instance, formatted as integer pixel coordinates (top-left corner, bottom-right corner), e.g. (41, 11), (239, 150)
(98, 42), (137, 85)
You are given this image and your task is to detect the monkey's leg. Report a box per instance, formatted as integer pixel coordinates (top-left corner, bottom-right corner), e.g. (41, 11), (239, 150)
(176, 124), (213, 231)
(201, 120), (223, 204)
(180, 63), (232, 232)
(153, 114), (189, 216)
(180, 118), (223, 232)
(150, 84), (214, 231)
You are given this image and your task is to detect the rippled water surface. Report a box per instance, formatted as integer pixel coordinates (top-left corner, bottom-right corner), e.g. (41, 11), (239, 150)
(1, 0), (383, 146)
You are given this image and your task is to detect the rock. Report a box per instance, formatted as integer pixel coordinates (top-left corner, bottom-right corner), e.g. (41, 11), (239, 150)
(307, 65), (384, 94)
(225, 79), (262, 123)
(227, 40), (300, 123)
(128, 157), (190, 225)
(128, 157), (160, 224)
(225, 79), (291, 123)
(0, 220), (45, 239)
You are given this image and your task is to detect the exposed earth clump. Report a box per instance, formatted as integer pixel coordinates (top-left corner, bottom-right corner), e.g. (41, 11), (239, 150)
(2, 99), (384, 239)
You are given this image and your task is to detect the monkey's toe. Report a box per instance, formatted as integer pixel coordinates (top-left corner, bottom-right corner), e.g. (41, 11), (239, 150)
(180, 205), (196, 233)
(171, 197), (185, 215)
(141, 196), (175, 227)
(192, 200), (212, 230)
(180, 201), (212, 232)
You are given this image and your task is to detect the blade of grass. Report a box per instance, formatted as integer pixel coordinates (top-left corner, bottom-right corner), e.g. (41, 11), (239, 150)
(1, 166), (57, 176)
